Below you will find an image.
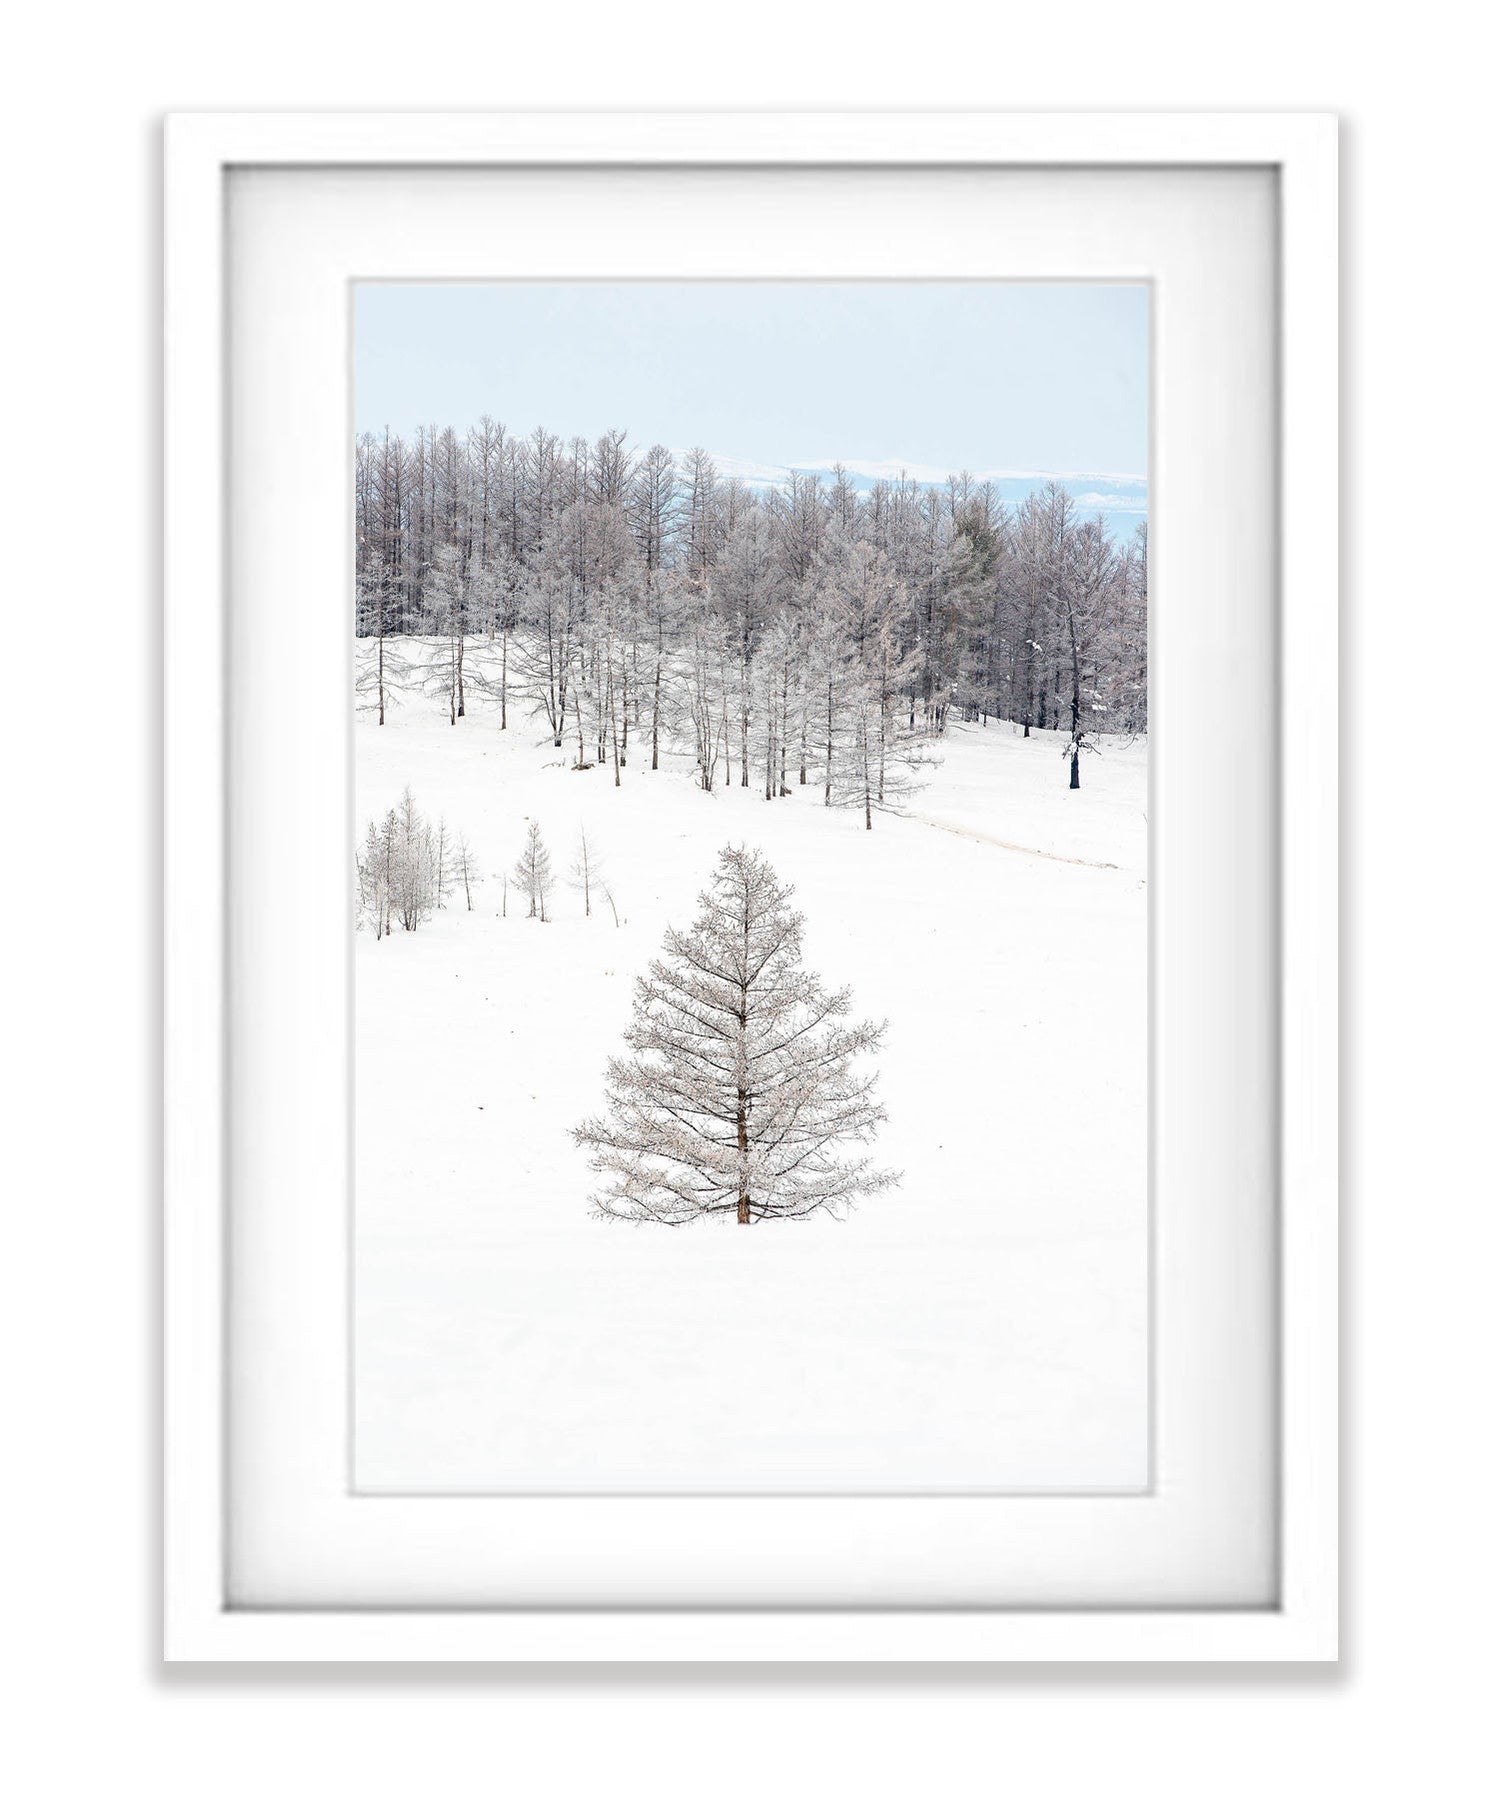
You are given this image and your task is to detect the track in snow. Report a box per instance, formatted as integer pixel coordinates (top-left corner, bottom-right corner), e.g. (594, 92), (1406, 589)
(905, 809), (1123, 871)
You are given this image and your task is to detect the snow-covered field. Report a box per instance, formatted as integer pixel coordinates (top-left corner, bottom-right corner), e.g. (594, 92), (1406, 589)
(354, 655), (1148, 1491)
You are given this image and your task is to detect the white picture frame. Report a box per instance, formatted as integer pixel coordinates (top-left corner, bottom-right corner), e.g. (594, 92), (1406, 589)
(164, 111), (1337, 1663)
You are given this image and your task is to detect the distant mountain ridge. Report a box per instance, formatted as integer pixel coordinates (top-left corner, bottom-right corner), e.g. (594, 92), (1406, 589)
(683, 451), (1147, 537)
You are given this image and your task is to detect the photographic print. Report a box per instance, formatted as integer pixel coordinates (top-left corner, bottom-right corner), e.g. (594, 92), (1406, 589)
(353, 281), (1148, 1492)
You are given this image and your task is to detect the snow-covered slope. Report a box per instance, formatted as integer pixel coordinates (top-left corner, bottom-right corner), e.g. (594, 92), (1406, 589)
(354, 650), (1147, 1491)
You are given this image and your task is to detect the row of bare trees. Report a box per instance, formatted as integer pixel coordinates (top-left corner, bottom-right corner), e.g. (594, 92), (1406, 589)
(357, 799), (623, 936)
(356, 424), (1146, 795)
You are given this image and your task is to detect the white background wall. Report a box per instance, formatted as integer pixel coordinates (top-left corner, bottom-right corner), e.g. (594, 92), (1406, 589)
(3, 7), (1493, 1793)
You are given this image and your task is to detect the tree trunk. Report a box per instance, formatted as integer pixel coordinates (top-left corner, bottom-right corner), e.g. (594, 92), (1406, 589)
(736, 1095), (750, 1224)
(651, 630), (662, 770)
(779, 663), (790, 796)
(823, 678), (835, 805)
(555, 650), (566, 749)
(1065, 593), (1083, 790)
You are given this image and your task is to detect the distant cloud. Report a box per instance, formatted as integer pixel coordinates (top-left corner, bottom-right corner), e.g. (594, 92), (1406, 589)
(1070, 491), (1149, 513)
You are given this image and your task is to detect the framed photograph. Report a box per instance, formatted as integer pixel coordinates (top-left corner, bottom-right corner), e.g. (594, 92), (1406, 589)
(164, 112), (1337, 1661)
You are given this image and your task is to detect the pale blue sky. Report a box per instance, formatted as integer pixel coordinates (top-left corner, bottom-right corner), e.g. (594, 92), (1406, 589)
(355, 282), (1148, 511)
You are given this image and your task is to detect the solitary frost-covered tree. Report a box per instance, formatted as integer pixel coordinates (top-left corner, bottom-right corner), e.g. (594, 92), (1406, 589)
(568, 825), (603, 918)
(455, 831), (482, 911)
(513, 819), (555, 921)
(575, 845), (896, 1225)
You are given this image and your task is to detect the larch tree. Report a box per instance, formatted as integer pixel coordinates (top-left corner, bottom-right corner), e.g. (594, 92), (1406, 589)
(568, 825), (603, 919)
(574, 845), (897, 1225)
(424, 540), (469, 725)
(514, 819), (555, 921)
(718, 508), (778, 789)
(816, 535), (929, 827)
(455, 832), (482, 912)
(631, 444), (680, 770)
(355, 817), (393, 938)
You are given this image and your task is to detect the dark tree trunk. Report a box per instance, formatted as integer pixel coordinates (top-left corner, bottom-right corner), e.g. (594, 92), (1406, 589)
(823, 680), (835, 805)
(651, 637), (662, 770)
(619, 662), (629, 765)
(1065, 593), (1083, 790)
(736, 1094), (750, 1224)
